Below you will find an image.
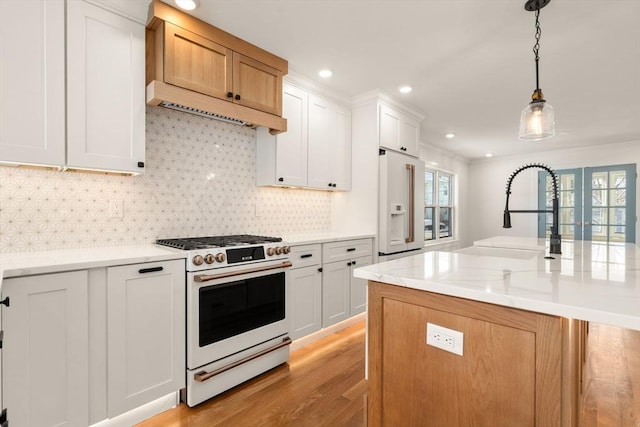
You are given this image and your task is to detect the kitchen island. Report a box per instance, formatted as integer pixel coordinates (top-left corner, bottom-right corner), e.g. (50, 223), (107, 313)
(353, 237), (640, 427)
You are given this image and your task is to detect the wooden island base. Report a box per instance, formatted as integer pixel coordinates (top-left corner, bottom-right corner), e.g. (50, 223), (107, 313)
(367, 281), (584, 427)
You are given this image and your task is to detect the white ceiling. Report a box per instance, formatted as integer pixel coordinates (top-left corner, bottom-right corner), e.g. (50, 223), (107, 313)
(160, 0), (640, 161)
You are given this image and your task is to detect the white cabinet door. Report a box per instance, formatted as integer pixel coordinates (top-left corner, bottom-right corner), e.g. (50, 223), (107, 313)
(107, 260), (185, 418)
(307, 94), (333, 189)
(332, 105), (352, 190)
(276, 84), (308, 186)
(379, 104), (419, 157)
(66, 0), (145, 173)
(256, 83), (308, 187)
(399, 115), (419, 157)
(289, 265), (323, 340)
(2, 271), (89, 427)
(0, 0), (65, 167)
(308, 94), (352, 190)
(349, 255), (372, 315)
(322, 261), (351, 327)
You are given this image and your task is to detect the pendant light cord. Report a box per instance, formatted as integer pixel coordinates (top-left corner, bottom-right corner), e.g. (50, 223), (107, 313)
(533, 7), (542, 91)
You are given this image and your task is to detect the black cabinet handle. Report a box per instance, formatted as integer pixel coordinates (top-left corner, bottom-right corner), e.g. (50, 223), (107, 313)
(137, 161), (145, 168)
(347, 262), (352, 266)
(235, 94), (241, 100)
(347, 248), (356, 252)
(139, 266), (164, 274)
(0, 296), (9, 307)
(300, 254), (313, 259)
(278, 177), (284, 182)
(318, 267), (323, 273)
(227, 92), (233, 98)
(352, 260), (357, 265)
(328, 183), (332, 187)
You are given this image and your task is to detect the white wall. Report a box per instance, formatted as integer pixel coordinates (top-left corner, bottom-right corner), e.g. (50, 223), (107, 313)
(419, 143), (471, 250)
(468, 140), (640, 244)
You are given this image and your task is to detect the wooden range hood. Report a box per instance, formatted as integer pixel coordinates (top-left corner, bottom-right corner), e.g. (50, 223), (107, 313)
(145, 0), (287, 134)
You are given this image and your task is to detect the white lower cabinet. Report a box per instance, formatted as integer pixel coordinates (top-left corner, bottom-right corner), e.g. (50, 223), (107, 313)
(106, 260), (185, 418)
(321, 239), (373, 328)
(349, 256), (372, 315)
(0, 258), (185, 426)
(289, 238), (373, 337)
(2, 271), (90, 427)
(288, 244), (323, 340)
(321, 261), (351, 327)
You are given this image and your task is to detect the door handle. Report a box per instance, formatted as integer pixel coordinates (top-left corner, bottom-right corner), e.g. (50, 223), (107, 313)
(194, 337), (292, 383)
(405, 163), (415, 243)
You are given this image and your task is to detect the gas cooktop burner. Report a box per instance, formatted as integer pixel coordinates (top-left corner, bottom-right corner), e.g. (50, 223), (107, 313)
(156, 234), (283, 251)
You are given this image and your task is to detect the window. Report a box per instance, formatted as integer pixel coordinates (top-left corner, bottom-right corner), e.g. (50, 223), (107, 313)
(537, 164), (636, 243)
(425, 169), (454, 242)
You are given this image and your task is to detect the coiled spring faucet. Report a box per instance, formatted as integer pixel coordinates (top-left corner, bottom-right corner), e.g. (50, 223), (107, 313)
(503, 163), (562, 255)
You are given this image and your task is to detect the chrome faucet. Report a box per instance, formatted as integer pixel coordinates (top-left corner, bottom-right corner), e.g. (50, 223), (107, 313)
(503, 163), (562, 254)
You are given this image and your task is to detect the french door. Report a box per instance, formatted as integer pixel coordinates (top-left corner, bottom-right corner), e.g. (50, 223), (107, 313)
(538, 164), (636, 243)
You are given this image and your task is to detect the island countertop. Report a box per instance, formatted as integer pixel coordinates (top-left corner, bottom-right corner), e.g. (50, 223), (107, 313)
(353, 236), (640, 331)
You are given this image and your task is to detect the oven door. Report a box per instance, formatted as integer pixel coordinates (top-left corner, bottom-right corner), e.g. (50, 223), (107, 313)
(187, 260), (291, 370)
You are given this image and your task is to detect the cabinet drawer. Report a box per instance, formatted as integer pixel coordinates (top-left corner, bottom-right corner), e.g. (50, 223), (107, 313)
(289, 244), (322, 269)
(322, 239), (372, 264)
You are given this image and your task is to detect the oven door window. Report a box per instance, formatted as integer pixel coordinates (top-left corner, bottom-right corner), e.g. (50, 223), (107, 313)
(198, 271), (285, 347)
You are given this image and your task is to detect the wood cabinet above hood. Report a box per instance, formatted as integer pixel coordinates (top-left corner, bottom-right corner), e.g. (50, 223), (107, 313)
(145, 0), (287, 134)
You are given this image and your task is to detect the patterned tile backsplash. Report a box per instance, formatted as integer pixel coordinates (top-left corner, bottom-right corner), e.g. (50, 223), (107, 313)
(0, 107), (332, 253)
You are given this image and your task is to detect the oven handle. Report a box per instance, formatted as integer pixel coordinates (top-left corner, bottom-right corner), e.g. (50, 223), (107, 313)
(194, 261), (293, 283)
(193, 336), (292, 383)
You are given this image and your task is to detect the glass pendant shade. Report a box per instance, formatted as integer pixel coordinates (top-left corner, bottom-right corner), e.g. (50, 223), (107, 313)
(519, 100), (555, 140)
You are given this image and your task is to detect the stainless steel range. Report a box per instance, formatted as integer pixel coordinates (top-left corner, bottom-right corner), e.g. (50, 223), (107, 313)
(156, 235), (292, 407)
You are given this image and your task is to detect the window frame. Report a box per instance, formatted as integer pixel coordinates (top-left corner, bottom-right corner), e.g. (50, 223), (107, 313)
(424, 168), (455, 243)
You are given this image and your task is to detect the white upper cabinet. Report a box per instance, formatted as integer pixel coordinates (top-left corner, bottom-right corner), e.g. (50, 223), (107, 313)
(257, 84), (308, 187)
(257, 79), (351, 191)
(307, 94), (351, 190)
(67, 0), (146, 173)
(379, 103), (420, 157)
(0, 0), (65, 167)
(0, 0), (145, 174)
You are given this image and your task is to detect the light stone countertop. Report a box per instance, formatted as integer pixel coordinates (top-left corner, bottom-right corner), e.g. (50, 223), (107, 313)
(354, 236), (640, 331)
(282, 232), (376, 246)
(0, 245), (187, 292)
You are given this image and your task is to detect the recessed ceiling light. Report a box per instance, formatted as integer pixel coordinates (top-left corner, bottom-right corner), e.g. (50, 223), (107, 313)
(319, 69), (332, 78)
(445, 133), (455, 139)
(485, 153), (494, 158)
(175, 0), (198, 10)
(399, 86), (412, 94)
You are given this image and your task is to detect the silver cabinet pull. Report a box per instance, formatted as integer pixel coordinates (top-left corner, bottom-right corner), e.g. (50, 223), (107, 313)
(194, 336), (292, 383)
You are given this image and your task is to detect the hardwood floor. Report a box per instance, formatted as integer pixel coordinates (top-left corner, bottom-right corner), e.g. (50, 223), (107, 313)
(581, 323), (640, 427)
(137, 322), (366, 427)
(138, 321), (639, 427)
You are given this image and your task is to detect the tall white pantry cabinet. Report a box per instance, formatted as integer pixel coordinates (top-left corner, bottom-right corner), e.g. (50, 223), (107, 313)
(0, 0), (145, 174)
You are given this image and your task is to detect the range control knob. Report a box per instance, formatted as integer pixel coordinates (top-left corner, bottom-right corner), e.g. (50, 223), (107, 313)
(204, 254), (215, 264)
(215, 253), (226, 263)
(282, 246), (291, 254)
(275, 247), (283, 255)
(266, 247), (276, 256)
(193, 255), (204, 266)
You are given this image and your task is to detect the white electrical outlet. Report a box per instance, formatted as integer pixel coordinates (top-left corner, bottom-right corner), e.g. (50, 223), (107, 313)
(426, 322), (464, 356)
(109, 199), (124, 219)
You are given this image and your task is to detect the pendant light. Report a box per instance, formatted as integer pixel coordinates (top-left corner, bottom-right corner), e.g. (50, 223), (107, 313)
(519, 0), (555, 141)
